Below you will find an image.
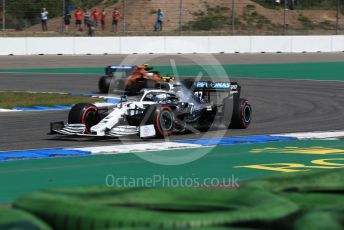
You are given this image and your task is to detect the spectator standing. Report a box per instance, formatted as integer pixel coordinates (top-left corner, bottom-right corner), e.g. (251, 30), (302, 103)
(64, 11), (71, 32)
(101, 9), (107, 31)
(112, 8), (121, 32)
(92, 8), (100, 27)
(88, 20), (96, 36)
(288, 0), (296, 10)
(75, 7), (83, 31)
(84, 8), (91, 29)
(154, 9), (164, 31)
(40, 8), (49, 32)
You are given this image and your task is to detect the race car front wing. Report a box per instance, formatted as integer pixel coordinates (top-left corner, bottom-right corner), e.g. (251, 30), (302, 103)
(50, 122), (155, 138)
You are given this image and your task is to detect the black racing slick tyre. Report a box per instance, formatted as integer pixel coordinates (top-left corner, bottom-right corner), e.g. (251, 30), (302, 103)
(229, 98), (252, 129)
(98, 76), (112, 93)
(144, 105), (175, 137)
(68, 103), (99, 133)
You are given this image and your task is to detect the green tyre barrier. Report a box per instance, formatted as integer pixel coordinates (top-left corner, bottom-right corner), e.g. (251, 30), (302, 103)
(0, 208), (51, 230)
(13, 187), (298, 230)
(245, 169), (344, 192)
(12, 169), (344, 229)
(294, 212), (343, 230)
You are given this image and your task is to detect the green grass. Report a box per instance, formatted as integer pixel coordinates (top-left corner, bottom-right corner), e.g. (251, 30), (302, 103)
(0, 92), (102, 109)
(182, 4), (230, 31)
(1, 139), (343, 204)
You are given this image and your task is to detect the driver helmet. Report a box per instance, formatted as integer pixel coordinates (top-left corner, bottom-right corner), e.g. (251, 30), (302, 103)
(154, 94), (167, 101)
(147, 73), (154, 79)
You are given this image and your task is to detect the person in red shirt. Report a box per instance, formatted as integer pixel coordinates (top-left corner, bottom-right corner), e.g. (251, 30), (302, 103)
(101, 9), (107, 31)
(75, 7), (83, 31)
(92, 8), (100, 27)
(112, 8), (121, 32)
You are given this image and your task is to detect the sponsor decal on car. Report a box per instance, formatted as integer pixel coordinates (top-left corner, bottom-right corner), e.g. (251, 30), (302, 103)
(193, 82), (231, 89)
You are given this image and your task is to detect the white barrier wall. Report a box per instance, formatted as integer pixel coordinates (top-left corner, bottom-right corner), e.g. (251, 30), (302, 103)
(0, 38), (27, 55)
(26, 37), (74, 55)
(121, 37), (165, 54)
(1, 35), (344, 55)
(250, 36), (292, 53)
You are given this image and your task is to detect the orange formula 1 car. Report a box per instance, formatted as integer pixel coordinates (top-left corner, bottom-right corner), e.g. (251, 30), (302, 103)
(98, 64), (174, 94)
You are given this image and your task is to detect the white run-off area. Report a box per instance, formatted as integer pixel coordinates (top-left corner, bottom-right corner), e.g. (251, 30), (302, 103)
(72, 142), (203, 154)
(71, 130), (344, 155)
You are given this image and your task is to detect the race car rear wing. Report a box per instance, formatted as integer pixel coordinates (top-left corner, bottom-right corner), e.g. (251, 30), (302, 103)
(181, 80), (241, 104)
(182, 80), (241, 93)
(105, 65), (135, 75)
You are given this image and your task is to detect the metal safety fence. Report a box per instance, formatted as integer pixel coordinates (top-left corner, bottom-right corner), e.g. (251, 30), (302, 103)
(0, 0), (343, 36)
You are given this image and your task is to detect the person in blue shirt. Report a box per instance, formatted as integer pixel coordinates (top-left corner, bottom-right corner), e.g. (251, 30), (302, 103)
(154, 9), (164, 31)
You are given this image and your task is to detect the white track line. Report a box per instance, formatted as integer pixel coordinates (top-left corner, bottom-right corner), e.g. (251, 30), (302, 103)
(72, 142), (203, 155)
(0, 109), (17, 112)
(272, 130), (344, 140)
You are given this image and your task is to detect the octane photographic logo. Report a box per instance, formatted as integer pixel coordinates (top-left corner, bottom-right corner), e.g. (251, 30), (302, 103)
(105, 174), (240, 189)
(107, 51), (230, 165)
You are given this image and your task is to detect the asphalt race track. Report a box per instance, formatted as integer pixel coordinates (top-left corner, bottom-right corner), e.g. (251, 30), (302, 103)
(0, 54), (343, 151)
(0, 73), (99, 93)
(1, 53), (344, 69)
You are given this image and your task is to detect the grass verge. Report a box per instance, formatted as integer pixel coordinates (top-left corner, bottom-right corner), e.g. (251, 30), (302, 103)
(0, 92), (102, 109)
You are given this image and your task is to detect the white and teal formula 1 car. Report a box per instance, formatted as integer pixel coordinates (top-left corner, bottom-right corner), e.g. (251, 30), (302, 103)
(50, 80), (252, 138)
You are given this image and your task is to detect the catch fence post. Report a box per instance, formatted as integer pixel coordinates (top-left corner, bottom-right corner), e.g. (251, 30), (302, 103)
(2, 0), (5, 31)
(231, 0), (235, 33)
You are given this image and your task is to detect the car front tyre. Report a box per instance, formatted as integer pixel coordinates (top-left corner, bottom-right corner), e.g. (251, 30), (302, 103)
(145, 105), (175, 137)
(68, 103), (99, 134)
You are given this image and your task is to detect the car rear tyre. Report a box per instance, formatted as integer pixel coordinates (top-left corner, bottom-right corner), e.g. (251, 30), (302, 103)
(68, 103), (99, 133)
(98, 76), (112, 93)
(229, 98), (252, 129)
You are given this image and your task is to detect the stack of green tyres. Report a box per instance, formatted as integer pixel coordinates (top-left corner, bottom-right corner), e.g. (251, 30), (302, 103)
(0, 208), (51, 230)
(1, 169), (343, 230)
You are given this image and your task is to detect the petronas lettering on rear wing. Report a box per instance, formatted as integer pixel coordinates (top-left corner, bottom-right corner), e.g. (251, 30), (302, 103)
(193, 81), (231, 90)
(183, 80), (240, 93)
